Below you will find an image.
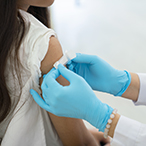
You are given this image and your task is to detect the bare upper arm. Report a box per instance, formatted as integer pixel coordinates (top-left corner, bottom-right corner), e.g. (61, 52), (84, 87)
(40, 37), (97, 146)
(40, 36), (63, 75)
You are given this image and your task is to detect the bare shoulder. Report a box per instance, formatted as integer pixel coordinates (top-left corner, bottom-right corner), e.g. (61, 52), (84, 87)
(40, 36), (63, 75)
(39, 36), (68, 86)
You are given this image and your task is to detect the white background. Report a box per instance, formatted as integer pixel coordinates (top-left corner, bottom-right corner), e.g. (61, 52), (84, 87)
(50, 0), (146, 127)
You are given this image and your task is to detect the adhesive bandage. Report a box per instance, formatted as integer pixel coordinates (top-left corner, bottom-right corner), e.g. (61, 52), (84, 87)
(53, 50), (76, 69)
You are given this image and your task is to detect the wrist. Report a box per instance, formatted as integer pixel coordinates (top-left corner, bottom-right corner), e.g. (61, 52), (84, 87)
(103, 109), (119, 138)
(108, 113), (120, 138)
(85, 99), (113, 133)
(122, 73), (140, 101)
(115, 70), (131, 96)
(85, 97), (101, 128)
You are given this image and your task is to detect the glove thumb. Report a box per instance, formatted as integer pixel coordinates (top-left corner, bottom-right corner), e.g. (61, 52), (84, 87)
(42, 68), (61, 90)
(58, 64), (76, 83)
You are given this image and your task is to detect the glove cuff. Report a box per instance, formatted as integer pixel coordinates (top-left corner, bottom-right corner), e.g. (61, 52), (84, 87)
(98, 105), (114, 132)
(115, 71), (131, 96)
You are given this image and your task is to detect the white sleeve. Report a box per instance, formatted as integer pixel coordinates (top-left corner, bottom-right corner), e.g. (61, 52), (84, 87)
(28, 29), (57, 94)
(134, 73), (146, 106)
(20, 10), (57, 93)
(19, 9), (58, 92)
(111, 115), (146, 146)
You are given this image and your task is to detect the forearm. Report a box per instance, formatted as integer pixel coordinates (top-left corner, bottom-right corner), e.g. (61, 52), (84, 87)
(108, 73), (140, 137)
(101, 73), (139, 138)
(49, 113), (99, 146)
(108, 113), (120, 138)
(122, 73), (140, 102)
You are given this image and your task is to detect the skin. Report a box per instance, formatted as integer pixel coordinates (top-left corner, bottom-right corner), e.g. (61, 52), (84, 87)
(108, 73), (140, 138)
(17, 0), (141, 141)
(122, 73), (140, 102)
(17, 0), (111, 145)
(18, 0), (55, 11)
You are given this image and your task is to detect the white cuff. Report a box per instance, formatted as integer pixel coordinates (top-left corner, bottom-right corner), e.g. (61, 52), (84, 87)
(111, 115), (141, 146)
(134, 73), (146, 106)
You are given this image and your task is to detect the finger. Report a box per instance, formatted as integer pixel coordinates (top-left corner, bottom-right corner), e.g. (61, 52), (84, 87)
(30, 89), (52, 112)
(45, 67), (60, 80)
(42, 68), (61, 90)
(58, 64), (77, 82)
(42, 68), (59, 88)
(72, 53), (95, 64)
(66, 61), (77, 71)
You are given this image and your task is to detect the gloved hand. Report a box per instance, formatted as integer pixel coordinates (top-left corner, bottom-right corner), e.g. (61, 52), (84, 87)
(67, 53), (131, 96)
(30, 64), (113, 132)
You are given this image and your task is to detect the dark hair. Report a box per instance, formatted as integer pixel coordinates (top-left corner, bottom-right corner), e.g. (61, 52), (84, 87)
(28, 6), (51, 28)
(0, 0), (51, 123)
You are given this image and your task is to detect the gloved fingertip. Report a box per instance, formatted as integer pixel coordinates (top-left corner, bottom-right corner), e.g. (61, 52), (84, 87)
(67, 60), (72, 65)
(30, 89), (34, 95)
(52, 67), (57, 71)
(49, 67), (57, 73)
(68, 64), (74, 71)
(58, 64), (65, 69)
(43, 68), (59, 81)
(72, 53), (81, 60)
(43, 67), (56, 79)
(43, 74), (46, 79)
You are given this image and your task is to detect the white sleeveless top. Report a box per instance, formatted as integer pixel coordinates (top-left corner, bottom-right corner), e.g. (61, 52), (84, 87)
(0, 10), (63, 146)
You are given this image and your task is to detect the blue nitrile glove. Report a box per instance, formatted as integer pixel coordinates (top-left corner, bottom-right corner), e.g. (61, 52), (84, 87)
(67, 53), (131, 96)
(30, 64), (113, 132)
